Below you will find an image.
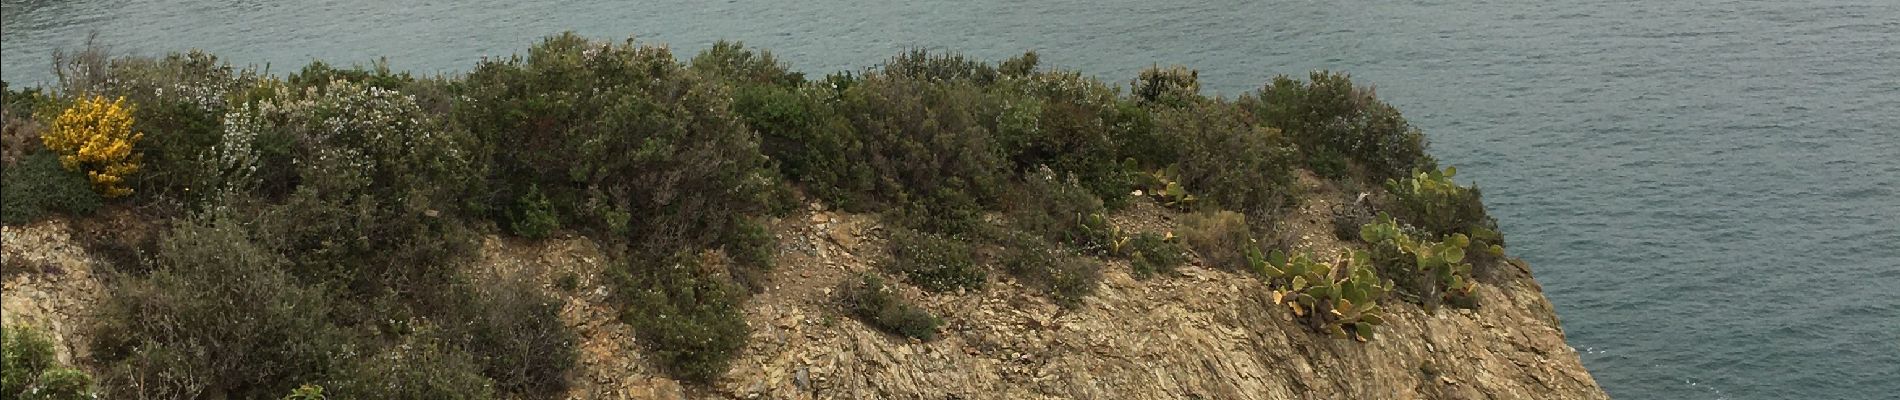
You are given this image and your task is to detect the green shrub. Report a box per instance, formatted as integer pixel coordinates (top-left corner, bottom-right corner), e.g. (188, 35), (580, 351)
(52, 47), (265, 204)
(92, 215), (342, 399)
(1252, 249), (1391, 341)
(720, 217), (777, 292)
(3, 324), (97, 400)
(1007, 167), (1113, 253)
(239, 78), (478, 300)
(1000, 235), (1102, 308)
(1247, 71), (1434, 181)
(511, 184), (559, 239)
(1124, 232), (1186, 279)
(281, 384), (327, 400)
(325, 332), (497, 400)
(1, 82), (54, 167)
(1385, 166), (1498, 240)
(884, 228), (986, 293)
(458, 33), (774, 254)
(1132, 65), (1199, 106)
(837, 74), (1007, 233)
(690, 40), (803, 87)
(2, 153), (103, 225)
(882, 49), (999, 85)
(991, 71), (1137, 204)
(836, 274), (941, 341)
(445, 274), (575, 397)
(1179, 210), (1256, 271)
(1160, 101), (1297, 216)
(729, 84), (870, 208)
(617, 255), (749, 383)
(286, 59), (414, 92)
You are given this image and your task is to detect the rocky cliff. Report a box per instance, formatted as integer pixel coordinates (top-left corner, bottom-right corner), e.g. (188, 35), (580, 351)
(1, 173), (1606, 399)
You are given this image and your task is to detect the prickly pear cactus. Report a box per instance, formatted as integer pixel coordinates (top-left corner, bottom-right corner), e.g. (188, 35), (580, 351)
(1251, 249), (1392, 341)
(1360, 213), (1480, 308)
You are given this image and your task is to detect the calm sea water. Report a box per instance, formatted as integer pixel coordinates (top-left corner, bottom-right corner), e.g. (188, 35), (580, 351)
(5, 0), (1897, 398)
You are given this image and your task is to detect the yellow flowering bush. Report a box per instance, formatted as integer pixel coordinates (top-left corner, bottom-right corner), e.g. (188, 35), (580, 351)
(43, 95), (143, 197)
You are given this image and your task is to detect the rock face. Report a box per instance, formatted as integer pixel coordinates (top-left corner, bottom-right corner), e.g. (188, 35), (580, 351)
(1, 184), (1607, 400)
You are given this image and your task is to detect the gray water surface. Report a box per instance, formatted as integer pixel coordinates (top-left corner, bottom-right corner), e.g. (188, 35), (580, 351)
(5, 1), (1898, 398)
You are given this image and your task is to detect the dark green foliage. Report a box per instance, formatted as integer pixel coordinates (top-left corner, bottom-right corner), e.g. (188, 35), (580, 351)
(3, 324), (97, 400)
(998, 51), (1040, 78)
(1132, 65), (1199, 106)
(729, 84), (869, 207)
(885, 228), (986, 293)
(444, 275), (575, 397)
(882, 49), (999, 85)
(93, 215), (342, 399)
(1179, 210), (1257, 271)
(511, 184), (559, 239)
(993, 71), (1141, 204)
(458, 33), (774, 254)
(1247, 71), (1434, 181)
(1385, 166), (1498, 241)
(838, 75), (1007, 234)
(1007, 167), (1113, 253)
(1160, 101), (1297, 216)
(720, 217), (777, 292)
(1000, 235), (1103, 308)
(286, 59), (415, 92)
(1, 82), (53, 167)
(2, 153), (102, 225)
(1124, 232), (1186, 279)
(326, 333), (497, 400)
(837, 274), (941, 341)
(617, 256), (749, 383)
(690, 40), (804, 87)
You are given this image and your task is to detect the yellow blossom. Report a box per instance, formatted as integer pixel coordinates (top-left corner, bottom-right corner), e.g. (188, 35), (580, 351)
(43, 95), (143, 197)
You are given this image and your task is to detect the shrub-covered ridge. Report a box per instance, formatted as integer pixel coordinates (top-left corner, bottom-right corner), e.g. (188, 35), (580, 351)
(0, 32), (1525, 394)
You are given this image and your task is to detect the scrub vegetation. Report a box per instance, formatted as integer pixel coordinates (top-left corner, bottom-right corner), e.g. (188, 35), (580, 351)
(0, 32), (1506, 394)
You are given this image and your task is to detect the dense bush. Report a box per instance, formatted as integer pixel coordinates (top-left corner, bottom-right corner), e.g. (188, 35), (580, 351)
(1385, 166), (1499, 241)
(92, 215), (342, 399)
(43, 95), (143, 197)
(1007, 166), (1114, 253)
(1124, 232), (1187, 279)
(444, 274), (576, 397)
(3, 324), (97, 400)
(1247, 71), (1434, 181)
(2, 82), (54, 167)
(241, 78), (479, 300)
(457, 33), (774, 256)
(1179, 210), (1257, 271)
(2, 153), (102, 225)
(884, 228), (987, 293)
(690, 40), (804, 87)
(511, 184), (559, 239)
(325, 332), (497, 400)
(837, 74), (1007, 234)
(1159, 100), (1297, 216)
(883, 49), (999, 85)
(991, 70), (1140, 203)
(1132, 65), (1200, 107)
(1000, 234), (1103, 308)
(616, 255), (749, 383)
(837, 274), (942, 341)
(729, 83), (869, 207)
(53, 47), (264, 204)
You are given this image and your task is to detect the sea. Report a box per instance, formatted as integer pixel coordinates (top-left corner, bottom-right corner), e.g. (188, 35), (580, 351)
(4, 0), (1896, 398)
